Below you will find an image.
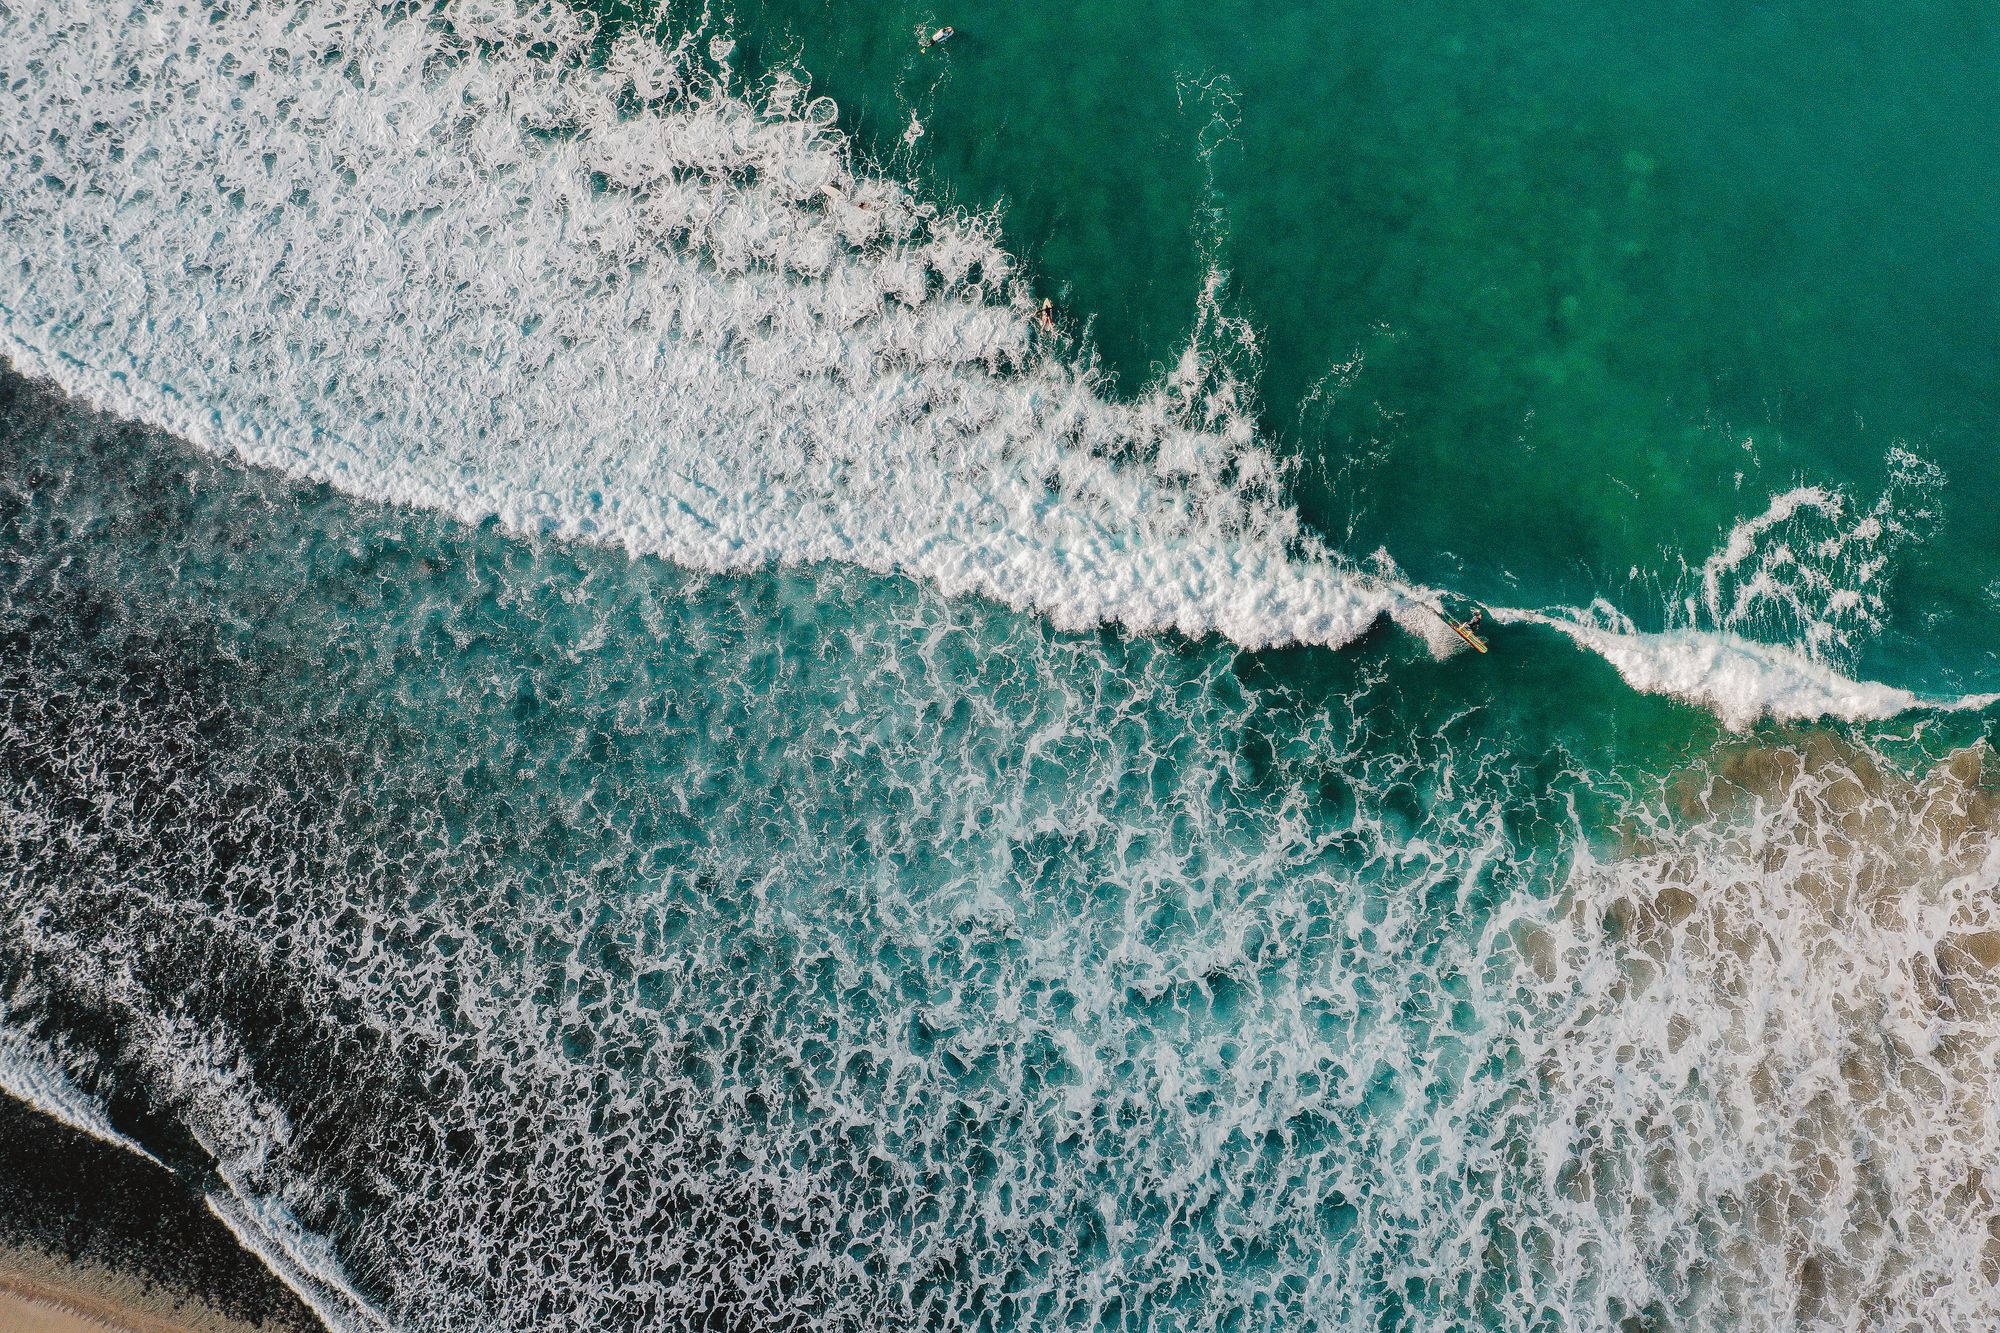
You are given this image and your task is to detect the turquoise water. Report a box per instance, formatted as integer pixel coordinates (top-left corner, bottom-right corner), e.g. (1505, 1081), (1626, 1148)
(1, 0), (1998, 1330)
(719, 0), (2000, 687)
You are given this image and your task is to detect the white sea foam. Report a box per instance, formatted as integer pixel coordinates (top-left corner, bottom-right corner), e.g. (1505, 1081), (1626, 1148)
(5, 543), (1998, 1331)
(1525, 737), (2000, 1326)
(207, 1190), (390, 1333)
(0, 0), (1393, 653)
(0, 0), (1986, 737)
(1689, 449), (1943, 657)
(0, 1025), (160, 1165)
(1485, 456), (1991, 729)
(3, 893), (389, 1330)
(1493, 610), (1999, 731)
(2, 393), (1997, 1330)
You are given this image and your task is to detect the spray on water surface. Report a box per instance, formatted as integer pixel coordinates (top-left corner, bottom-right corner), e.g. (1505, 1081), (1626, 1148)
(1, 0), (1998, 1329)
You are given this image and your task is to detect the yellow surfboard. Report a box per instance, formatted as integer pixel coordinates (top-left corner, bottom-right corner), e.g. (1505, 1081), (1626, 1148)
(1427, 603), (1489, 654)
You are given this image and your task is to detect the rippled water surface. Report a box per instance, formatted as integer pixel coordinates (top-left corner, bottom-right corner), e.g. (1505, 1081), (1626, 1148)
(1, 1), (1997, 1329)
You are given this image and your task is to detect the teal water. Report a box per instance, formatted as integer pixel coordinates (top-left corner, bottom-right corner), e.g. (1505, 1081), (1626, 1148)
(10, 364), (1993, 1330)
(716, 0), (2000, 687)
(1, 0), (1998, 1329)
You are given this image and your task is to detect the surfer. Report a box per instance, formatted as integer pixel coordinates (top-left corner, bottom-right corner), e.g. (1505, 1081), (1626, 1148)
(1424, 602), (1489, 654)
(821, 183), (872, 211)
(1035, 298), (1057, 334)
(923, 25), (954, 48)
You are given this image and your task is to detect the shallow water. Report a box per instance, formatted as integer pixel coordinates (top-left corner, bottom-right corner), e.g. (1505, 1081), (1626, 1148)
(0, 0), (1997, 1329)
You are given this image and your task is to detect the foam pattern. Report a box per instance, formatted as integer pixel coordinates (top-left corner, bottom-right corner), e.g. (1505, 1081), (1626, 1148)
(1495, 457), (1991, 730)
(0, 0), (1986, 730)
(1493, 613), (1993, 732)
(1524, 735), (2000, 1327)
(0, 0), (1392, 653)
(1689, 448), (1943, 660)
(0, 1027), (159, 1165)
(2, 378), (1997, 1330)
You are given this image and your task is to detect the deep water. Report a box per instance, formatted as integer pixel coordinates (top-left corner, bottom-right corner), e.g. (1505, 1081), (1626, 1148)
(1, 1), (1998, 1330)
(717, 0), (2000, 692)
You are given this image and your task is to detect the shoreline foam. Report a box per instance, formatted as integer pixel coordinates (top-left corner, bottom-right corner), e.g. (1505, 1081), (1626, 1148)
(0, 1087), (324, 1333)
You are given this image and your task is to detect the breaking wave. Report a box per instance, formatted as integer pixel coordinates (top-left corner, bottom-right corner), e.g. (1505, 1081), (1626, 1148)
(0, 0), (1987, 728)
(0, 0), (1391, 650)
(1494, 464), (1992, 729)
(2, 384), (1996, 1330)
(0, 1027), (159, 1166)
(1494, 614), (1997, 732)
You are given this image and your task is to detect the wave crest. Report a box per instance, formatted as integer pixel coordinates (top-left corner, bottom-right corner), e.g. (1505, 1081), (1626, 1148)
(0, 0), (1986, 733)
(0, 0), (1394, 652)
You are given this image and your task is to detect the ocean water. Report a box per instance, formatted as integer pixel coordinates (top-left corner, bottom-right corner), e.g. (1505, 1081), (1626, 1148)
(721, 0), (2000, 688)
(0, 1), (1996, 1330)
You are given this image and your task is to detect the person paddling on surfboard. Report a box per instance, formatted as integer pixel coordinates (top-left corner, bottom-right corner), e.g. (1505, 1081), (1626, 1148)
(922, 25), (954, 48)
(1423, 601), (1489, 653)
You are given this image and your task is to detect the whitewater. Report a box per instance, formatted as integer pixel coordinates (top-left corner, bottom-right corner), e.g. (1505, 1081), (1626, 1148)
(4, 373), (1999, 1330)
(0, 0), (1983, 729)
(4, 1), (2000, 1330)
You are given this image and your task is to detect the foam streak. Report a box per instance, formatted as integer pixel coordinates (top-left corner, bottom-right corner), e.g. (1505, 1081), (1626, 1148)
(0, 0), (1985, 734)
